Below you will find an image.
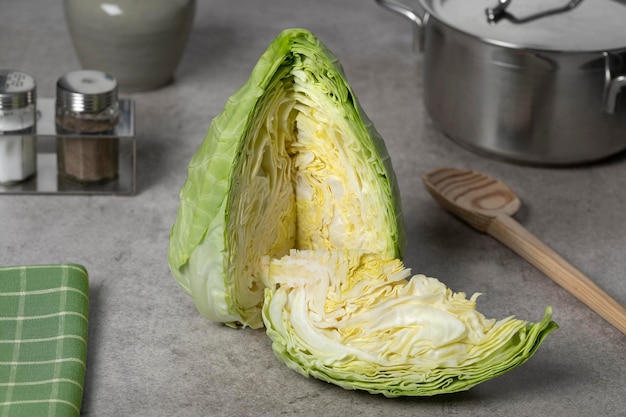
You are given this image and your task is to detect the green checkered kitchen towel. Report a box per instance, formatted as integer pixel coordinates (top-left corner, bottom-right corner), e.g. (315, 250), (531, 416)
(0, 264), (89, 417)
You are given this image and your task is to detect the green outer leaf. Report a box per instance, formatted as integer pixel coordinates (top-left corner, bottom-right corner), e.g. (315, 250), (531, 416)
(168, 28), (405, 326)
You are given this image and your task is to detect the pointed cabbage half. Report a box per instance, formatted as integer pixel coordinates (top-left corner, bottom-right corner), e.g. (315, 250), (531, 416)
(261, 250), (558, 397)
(168, 29), (405, 329)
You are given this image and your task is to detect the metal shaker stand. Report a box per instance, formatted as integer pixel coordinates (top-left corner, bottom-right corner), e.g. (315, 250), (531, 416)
(0, 98), (135, 195)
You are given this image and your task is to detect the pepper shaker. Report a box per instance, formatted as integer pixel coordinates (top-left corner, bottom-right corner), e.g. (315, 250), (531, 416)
(56, 70), (119, 183)
(0, 70), (37, 185)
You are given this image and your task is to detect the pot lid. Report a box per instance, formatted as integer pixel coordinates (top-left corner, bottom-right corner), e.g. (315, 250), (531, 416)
(425, 0), (626, 52)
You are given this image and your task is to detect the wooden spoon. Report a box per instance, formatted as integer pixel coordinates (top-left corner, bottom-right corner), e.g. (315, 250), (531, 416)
(422, 167), (626, 334)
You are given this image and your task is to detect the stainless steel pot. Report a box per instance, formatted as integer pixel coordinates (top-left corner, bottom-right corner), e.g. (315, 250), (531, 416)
(376, 0), (626, 165)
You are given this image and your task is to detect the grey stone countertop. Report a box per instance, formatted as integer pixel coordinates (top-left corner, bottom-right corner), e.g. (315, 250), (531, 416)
(1, 0), (624, 416)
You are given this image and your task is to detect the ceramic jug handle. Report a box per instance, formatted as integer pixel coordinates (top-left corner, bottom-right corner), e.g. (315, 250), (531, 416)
(374, 0), (426, 52)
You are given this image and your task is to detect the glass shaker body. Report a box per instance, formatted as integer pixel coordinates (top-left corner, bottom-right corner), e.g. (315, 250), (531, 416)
(56, 70), (120, 184)
(0, 70), (37, 185)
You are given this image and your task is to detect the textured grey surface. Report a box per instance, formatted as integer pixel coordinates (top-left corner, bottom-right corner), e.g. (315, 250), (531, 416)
(1, 0), (625, 416)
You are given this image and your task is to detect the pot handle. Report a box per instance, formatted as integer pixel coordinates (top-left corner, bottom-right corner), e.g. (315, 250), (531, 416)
(605, 76), (626, 114)
(486, 0), (584, 24)
(374, 0), (425, 52)
(604, 52), (626, 115)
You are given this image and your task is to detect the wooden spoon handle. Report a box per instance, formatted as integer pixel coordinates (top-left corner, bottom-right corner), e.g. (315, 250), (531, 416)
(487, 214), (626, 334)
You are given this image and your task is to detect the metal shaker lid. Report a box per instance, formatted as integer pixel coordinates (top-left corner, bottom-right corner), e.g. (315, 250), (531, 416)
(56, 70), (118, 113)
(0, 70), (36, 110)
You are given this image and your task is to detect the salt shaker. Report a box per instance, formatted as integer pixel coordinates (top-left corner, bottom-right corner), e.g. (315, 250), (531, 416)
(0, 70), (37, 185)
(56, 70), (119, 183)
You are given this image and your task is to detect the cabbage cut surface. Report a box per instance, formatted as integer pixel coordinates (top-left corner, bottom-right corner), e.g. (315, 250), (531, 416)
(168, 28), (404, 328)
(262, 250), (557, 397)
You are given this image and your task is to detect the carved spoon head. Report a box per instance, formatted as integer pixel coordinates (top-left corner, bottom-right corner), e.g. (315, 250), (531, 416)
(422, 168), (521, 232)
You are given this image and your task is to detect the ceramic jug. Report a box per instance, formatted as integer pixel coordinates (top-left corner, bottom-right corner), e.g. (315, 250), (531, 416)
(64, 0), (196, 92)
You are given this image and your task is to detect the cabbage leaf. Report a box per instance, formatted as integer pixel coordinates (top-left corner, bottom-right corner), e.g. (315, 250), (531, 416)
(262, 250), (558, 397)
(168, 28), (404, 328)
